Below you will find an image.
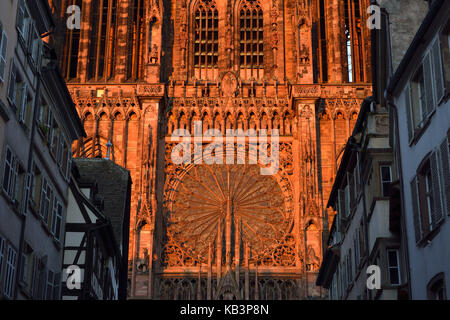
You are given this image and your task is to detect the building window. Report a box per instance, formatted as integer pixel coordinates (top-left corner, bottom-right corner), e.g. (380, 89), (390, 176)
(39, 177), (53, 225)
(7, 63), (31, 124)
(353, 230), (361, 269)
(411, 151), (444, 243)
(63, 0), (82, 79)
(127, 0), (145, 80)
(239, 0), (264, 79)
(51, 198), (63, 242)
(438, 136), (450, 214)
(29, 24), (42, 70)
(46, 269), (54, 300)
(2, 146), (26, 210)
(343, 0), (365, 83)
(427, 273), (447, 300)
(2, 146), (17, 200)
(405, 36), (445, 141)
(0, 23), (8, 82)
(32, 256), (48, 299)
(0, 236), (5, 283)
(408, 67), (427, 132)
(20, 243), (35, 293)
(193, 0), (218, 79)
(380, 165), (392, 197)
(318, 0), (328, 83)
(16, 0), (32, 46)
(386, 249), (401, 285)
(29, 162), (42, 214)
(4, 244), (17, 299)
(88, 0), (118, 80)
(38, 96), (53, 140)
(43, 269), (61, 300)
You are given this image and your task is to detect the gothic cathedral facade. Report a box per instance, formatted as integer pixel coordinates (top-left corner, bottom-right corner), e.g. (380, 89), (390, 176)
(51, 0), (372, 299)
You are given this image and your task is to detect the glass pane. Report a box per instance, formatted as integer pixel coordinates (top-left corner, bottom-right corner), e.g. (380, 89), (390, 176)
(389, 269), (399, 285)
(381, 166), (391, 182)
(387, 250), (398, 267)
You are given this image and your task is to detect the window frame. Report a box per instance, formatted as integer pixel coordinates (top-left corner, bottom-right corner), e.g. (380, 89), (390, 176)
(16, 0), (32, 48)
(411, 150), (445, 244)
(386, 248), (401, 286)
(238, 0), (264, 79)
(427, 272), (447, 300)
(4, 244), (17, 299)
(380, 164), (392, 197)
(0, 24), (8, 83)
(193, 0), (219, 73)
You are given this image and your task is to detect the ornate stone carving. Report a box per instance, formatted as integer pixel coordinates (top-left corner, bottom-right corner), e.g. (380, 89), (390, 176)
(221, 72), (239, 97)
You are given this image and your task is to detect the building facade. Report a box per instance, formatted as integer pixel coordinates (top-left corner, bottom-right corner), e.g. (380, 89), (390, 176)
(316, 97), (406, 300)
(0, 0), (85, 300)
(386, 0), (450, 300)
(52, 0), (372, 299)
(63, 158), (131, 300)
(316, 0), (439, 300)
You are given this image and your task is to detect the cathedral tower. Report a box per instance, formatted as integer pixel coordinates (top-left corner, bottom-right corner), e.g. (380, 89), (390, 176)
(52, 0), (372, 299)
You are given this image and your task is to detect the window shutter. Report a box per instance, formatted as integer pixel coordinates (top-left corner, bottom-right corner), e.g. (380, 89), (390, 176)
(54, 203), (63, 241)
(50, 196), (57, 235)
(338, 189), (345, 230)
(46, 270), (54, 300)
(348, 173), (355, 210)
(404, 85), (413, 141)
(0, 236), (5, 280)
(439, 138), (450, 215)
(37, 258), (47, 299)
(2, 147), (11, 195)
(0, 30), (8, 82)
(58, 135), (65, 167)
(344, 185), (350, 218)
(4, 245), (17, 299)
(16, 0), (25, 37)
(353, 233), (358, 270)
(31, 255), (39, 298)
(66, 149), (73, 181)
(22, 173), (31, 215)
(410, 176), (422, 243)
(7, 63), (16, 104)
(53, 272), (61, 300)
(46, 188), (53, 225)
(11, 155), (19, 201)
(356, 230), (360, 264)
(423, 52), (435, 117)
(19, 83), (28, 123)
(354, 165), (360, 195)
(431, 38), (445, 104)
(430, 151), (443, 226)
(39, 178), (47, 219)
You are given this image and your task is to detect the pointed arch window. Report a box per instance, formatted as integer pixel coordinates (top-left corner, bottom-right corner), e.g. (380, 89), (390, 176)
(63, 0), (82, 80)
(127, 0), (145, 80)
(88, 0), (119, 80)
(239, 0), (264, 80)
(194, 0), (219, 80)
(343, 0), (365, 83)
